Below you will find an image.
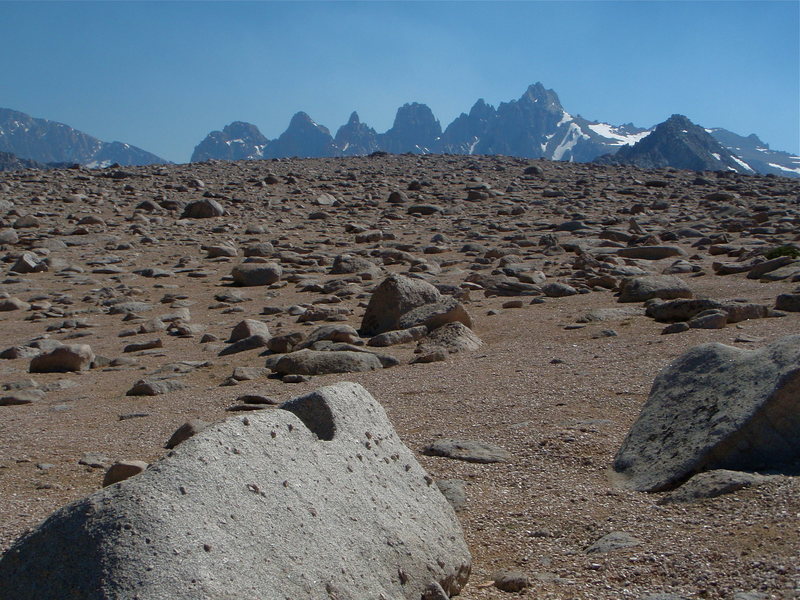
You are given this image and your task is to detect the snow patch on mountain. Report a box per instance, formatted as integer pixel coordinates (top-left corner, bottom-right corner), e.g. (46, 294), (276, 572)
(587, 123), (651, 146)
(553, 122), (589, 160)
(769, 162), (800, 175)
(730, 155), (754, 172)
(557, 111), (572, 127)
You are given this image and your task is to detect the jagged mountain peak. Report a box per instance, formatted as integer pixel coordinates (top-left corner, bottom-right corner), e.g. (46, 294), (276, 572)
(190, 121), (270, 163)
(334, 111), (379, 156)
(519, 83), (563, 112)
(287, 111), (330, 134)
(662, 113), (694, 127)
(380, 103), (441, 154)
(222, 121), (266, 138)
(468, 99), (495, 120)
(390, 103), (440, 129)
(268, 112), (336, 158)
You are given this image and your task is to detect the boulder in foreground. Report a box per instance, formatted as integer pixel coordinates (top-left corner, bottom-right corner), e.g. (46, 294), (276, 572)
(613, 335), (800, 492)
(0, 382), (471, 599)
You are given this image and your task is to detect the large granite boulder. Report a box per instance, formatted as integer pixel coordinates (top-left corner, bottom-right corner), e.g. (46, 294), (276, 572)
(273, 349), (383, 375)
(613, 336), (800, 492)
(230, 262), (282, 286)
(360, 274), (442, 336)
(397, 296), (472, 331)
(329, 253), (382, 277)
(618, 275), (693, 303)
(0, 383), (471, 599)
(416, 322), (483, 355)
(29, 344), (94, 373)
(181, 198), (225, 218)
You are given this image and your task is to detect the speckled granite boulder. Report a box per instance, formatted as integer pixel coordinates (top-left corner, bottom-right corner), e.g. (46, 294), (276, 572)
(0, 382), (471, 600)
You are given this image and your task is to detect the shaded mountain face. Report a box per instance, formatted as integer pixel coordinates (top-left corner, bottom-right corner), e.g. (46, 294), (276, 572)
(433, 99), (496, 155)
(379, 103), (442, 154)
(190, 121), (271, 162)
(334, 112), (380, 156)
(0, 151), (45, 172)
(433, 84), (650, 162)
(474, 83), (566, 158)
(709, 128), (800, 178)
(0, 108), (167, 167)
(265, 112), (338, 159)
(595, 114), (752, 173)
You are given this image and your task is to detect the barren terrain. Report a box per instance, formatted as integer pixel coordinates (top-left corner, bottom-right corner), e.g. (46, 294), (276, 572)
(0, 154), (798, 599)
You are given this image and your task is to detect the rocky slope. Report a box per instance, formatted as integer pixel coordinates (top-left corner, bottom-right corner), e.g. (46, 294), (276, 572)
(0, 108), (167, 167)
(0, 155), (798, 599)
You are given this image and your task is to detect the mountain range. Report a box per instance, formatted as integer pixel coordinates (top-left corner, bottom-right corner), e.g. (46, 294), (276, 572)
(189, 83), (799, 178)
(0, 108), (167, 168)
(1, 84), (797, 177)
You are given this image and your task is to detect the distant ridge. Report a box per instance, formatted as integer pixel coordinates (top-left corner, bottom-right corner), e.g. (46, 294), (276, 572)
(0, 108), (168, 168)
(190, 83), (799, 178)
(594, 114), (753, 173)
(0, 151), (46, 172)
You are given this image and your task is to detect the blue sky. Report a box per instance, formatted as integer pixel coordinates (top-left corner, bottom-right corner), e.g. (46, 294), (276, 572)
(2, 1), (798, 162)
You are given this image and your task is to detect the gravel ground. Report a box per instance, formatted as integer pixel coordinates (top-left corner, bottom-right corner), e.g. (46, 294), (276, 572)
(0, 155), (798, 598)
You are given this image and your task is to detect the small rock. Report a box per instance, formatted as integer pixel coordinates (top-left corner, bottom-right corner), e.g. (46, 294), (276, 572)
(0, 389), (44, 405)
(436, 479), (467, 511)
(164, 419), (210, 449)
(617, 246), (685, 260)
(411, 349), (448, 364)
(126, 378), (188, 396)
(78, 453), (113, 469)
(586, 531), (641, 554)
(122, 338), (163, 353)
(181, 199), (224, 218)
(102, 460), (149, 486)
(0, 297), (30, 311)
(542, 282), (578, 297)
(493, 570), (531, 593)
(282, 374), (310, 383)
(657, 470), (773, 505)
(423, 439), (510, 463)
(661, 322), (690, 335)
(687, 309), (728, 329)
(775, 293), (800, 312)
(228, 319), (270, 343)
(218, 334), (270, 356)
(367, 326), (427, 347)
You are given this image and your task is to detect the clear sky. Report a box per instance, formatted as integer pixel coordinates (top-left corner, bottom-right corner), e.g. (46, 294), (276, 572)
(2, 1), (798, 163)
